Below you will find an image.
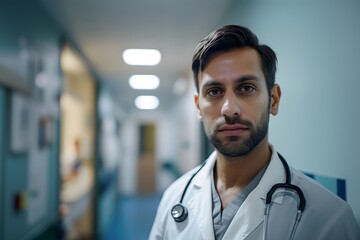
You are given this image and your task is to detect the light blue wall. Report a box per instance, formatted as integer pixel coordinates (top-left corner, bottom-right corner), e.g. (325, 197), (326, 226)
(224, 0), (360, 223)
(96, 84), (121, 239)
(0, 88), (5, 239)
(0, 1), (62, 239)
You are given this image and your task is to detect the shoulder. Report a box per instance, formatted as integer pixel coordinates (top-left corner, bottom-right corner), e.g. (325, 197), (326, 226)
(291, 167), (345, 204)
(149, 164), (204, 239)
(291, 167), (349, 210)
(291, 168), (360, 238)
(154, 162), (205, 219)
(161, 164), (203, 204)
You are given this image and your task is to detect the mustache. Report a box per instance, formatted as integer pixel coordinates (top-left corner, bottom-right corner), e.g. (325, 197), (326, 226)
(214, 115), (253, 130)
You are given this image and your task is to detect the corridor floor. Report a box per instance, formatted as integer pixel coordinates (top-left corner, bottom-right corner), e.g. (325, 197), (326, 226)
(104, 194), (162, 240)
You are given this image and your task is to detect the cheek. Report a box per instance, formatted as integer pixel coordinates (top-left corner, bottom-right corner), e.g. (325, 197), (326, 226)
(199, 101), (219, 120)
(252, 92), (270, 110)
(199, 103), (218, 127)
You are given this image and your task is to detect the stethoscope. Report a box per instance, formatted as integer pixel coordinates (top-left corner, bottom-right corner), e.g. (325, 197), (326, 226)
(171, 153), (306, 239)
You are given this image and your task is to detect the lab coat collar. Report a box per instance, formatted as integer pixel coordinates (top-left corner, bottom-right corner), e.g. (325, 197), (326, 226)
(191, 145), (285, 193)
(187, 151), (217, 240)
(192, 150), (217, 188)
(189, 145), (286, 239)
(224, 145), (286, 239)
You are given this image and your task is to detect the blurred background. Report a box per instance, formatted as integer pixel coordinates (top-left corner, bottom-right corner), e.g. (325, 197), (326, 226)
(0, 0), (360, 239)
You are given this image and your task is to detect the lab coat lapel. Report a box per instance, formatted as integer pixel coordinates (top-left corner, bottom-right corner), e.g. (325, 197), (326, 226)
(187, 152), (217, 240)
(223, 150), (286, 239)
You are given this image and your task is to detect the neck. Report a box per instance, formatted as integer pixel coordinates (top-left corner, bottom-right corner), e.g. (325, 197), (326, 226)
(215, 138), (272, 190)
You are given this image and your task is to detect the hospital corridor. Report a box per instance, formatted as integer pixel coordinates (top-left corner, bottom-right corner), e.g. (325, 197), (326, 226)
(1, 1), (360, 239)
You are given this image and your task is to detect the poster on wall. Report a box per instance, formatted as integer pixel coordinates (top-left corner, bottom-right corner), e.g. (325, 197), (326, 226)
(10, 92), (29, 153)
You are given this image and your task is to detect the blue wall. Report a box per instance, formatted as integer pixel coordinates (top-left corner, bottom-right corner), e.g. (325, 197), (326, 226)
(223, 0), (360, 224)
(96, 84), (121, 239)
(0, 88), (6, 239)
(0, 2), (120, 239)
(0, 1), (62, 239)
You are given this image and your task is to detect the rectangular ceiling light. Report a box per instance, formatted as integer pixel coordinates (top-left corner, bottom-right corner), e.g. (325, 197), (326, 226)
(123, 49), (161, 66)
(129, 75), (160, 89)
(135, 95), (159, 110)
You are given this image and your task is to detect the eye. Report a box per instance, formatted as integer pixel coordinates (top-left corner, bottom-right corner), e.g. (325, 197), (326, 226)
(239, 85), (255, 93)
(206, 88), (224, 97)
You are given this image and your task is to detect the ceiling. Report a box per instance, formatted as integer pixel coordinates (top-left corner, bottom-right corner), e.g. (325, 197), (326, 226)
(38, 0), (235, 113)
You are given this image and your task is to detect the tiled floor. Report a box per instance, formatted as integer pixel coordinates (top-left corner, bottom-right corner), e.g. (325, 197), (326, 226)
(104, 194), (162, 240)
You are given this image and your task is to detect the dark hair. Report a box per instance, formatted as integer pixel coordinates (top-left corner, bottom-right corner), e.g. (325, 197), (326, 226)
(192, 25), (277, 94)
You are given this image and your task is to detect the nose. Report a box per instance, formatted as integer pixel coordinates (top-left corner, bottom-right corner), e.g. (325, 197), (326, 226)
(221, 93), (241, 117)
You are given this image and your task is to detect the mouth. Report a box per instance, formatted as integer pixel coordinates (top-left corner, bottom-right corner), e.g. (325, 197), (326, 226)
(217, 124), (249, 136)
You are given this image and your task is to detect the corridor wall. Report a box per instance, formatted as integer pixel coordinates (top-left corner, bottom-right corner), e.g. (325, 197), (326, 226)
(0, 1), (62, 239)
(96, 84), (124, 239)
(223, 0), (360, 224)
(0, 88), (6, 239)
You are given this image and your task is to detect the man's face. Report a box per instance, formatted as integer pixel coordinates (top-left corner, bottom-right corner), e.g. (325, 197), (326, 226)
(194, 48), (280, 157)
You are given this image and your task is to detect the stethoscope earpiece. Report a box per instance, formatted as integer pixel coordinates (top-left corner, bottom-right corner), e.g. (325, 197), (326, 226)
(171, 203), (188, 222)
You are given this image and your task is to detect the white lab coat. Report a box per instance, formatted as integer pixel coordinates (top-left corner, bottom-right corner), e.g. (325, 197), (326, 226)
(149, 146), (360, 239)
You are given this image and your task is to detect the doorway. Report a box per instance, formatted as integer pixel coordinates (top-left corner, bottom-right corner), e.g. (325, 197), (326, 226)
(137, 123), (156, 194)
(59, 44), (96, 239)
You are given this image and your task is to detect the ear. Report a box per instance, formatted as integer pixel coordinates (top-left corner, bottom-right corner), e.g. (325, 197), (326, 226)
(270, 84), (281, 116)
(194, 94), (202, 120)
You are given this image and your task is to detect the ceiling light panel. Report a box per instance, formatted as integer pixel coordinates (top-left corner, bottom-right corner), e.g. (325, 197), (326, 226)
(129, 75), (160, 90)
(135, 95), (159, 110)
(123, 49), (161, 66)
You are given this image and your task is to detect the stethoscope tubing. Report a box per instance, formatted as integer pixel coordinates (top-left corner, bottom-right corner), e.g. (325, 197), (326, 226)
(179, 161), (207, 204)
(171, 152), (306, 240)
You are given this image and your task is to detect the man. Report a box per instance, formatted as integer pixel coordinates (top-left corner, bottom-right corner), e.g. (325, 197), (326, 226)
(149, 25), (360, 239)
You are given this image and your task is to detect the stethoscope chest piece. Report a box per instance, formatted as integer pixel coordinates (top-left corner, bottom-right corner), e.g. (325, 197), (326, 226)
(171, 203), (188, 222)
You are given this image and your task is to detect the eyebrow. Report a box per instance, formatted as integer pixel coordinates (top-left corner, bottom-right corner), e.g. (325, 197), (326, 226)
(201, 80), (223, 89)
(235, 75), (260, 83)
(201, 74), (259, 89)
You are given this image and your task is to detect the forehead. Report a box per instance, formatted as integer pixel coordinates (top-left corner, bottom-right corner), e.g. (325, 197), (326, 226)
(199, 48), (264, 84)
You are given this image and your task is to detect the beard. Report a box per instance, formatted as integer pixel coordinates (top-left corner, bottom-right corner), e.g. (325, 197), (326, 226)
(203, 107), (270, 158)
